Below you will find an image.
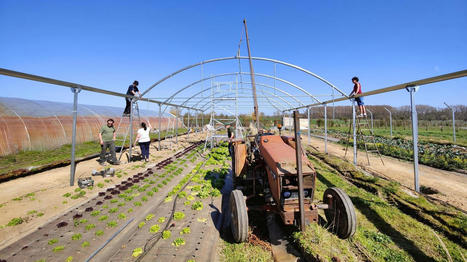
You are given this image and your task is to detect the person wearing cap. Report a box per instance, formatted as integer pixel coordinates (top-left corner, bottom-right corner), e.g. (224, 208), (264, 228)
(123, 80), (141, 116)
(98, 119), (120, 165)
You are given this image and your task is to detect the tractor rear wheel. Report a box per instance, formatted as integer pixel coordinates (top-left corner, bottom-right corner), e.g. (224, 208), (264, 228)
(230, 189), (248, 242)
(323, 187), (357, 239)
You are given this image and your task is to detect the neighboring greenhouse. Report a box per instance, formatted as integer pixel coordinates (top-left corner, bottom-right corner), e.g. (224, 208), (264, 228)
(0, 97), (180, 156)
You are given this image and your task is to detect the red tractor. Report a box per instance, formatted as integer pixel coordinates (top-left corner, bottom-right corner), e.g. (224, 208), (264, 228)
(230, 132), (356, 242)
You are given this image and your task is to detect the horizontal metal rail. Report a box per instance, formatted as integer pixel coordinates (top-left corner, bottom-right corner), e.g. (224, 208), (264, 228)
(284, 69), (467, 111)
(0, 67), (198, 110)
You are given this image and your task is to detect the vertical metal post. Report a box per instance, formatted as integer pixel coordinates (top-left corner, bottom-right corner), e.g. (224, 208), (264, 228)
(332, 88), (335, 120)
(307, 106), (311, 144)
(70, 87), (80, 186)
(158, 103), (161, 150)
(175, 107), (179, 144)
(367, 109), (374, 133)
(408, 86), (420, 192)
(444, 102), (456, 142)
(128, 98), (134, 162)
(201, 112), (204, 130)
(293, 110), (306, 231)
(195, 110), (199, 133)
(452, 108), (456, 143)
(324, 103), (328, 154)
(187, 109), (190, 139)
(385, 108), (393, 137)
(352, 100), (357, 165)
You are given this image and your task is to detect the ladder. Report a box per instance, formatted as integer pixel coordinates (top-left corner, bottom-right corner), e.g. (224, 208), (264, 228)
(344, 116), (384, 166)
(115, 101), (140, 162)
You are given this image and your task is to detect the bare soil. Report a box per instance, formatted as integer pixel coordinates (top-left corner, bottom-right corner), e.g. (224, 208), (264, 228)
(302, 135), (467, 211)
(0, 131), (207, 250)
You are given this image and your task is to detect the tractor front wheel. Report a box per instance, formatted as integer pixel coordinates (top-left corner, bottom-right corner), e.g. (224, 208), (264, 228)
(323, 187), (357, 239)
(230, 189), (248, 242)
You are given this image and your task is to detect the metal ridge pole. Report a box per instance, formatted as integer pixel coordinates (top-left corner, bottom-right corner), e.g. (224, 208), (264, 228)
(284, 69), (467, 111)
(243, 19), (260, 131)
(0, 67), (197, 110)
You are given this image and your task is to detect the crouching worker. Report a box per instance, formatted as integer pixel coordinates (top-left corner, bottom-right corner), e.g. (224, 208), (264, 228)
(98, 119), (120, 165)
(134, 121), (152, 162)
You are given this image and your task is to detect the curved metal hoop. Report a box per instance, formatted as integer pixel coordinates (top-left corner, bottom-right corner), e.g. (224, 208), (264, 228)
(141, 56), (347, 99)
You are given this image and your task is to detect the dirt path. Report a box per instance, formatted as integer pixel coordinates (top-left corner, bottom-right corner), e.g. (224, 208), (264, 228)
(0, 131), (207, 250)
(301, 135), (467, 210)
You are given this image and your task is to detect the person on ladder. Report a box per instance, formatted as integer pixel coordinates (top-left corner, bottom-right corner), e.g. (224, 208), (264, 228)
(349, 76), (367, 117)
(98, 119), (120, 165)
(123, 80), (141, 116)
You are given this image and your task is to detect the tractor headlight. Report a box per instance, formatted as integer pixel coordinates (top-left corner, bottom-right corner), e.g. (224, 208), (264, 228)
(283, 191), (291, 198)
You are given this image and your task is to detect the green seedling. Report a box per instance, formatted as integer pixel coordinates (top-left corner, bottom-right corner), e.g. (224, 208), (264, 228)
(95, 230), (104, 236)
(162, 230), (171, 239)
(71, 233), (82, 240)
(133, 201), (142, 207)
(146, 191), (154, 197)
(109, 207), (118, 213)
(110, 199), (118, 203)
(91, 210), (100, 216)
(118, 213), (127, 220)
(191, 201), (203, 211)
(66, 256), (73, 262)
(79, 218), (88, 224)
(186, 195), (195, 201)
(164, 196), (172, 203)
(127, 208), (134, 213)
(27, 210), (37, 215)
(149, 224), (160, 233)
(37, 212), (44, 217)
(98, 215), (108, 221)
(74, 188), (81, 193)
(97, 183), (104, 188)
(86, 224), (96, 231)
(178, 191), (187, 198)
(184, 200), (191, 206)
(152, 187), (159, 192)
(107, 220), (117, 228)
(118, 202), (125, 207)
(81, 241), (90, 248)
(180, 227), (191, 235)
(141, 196), (148, 202)
(132, 247), (143, 258)
(63, 192), (71, 198)
(48, 239), (58, 245)
(102, 204), (109, 209)
(138, 222), (146, 229)
(52, 245), (65, 252)
(145, 214), (155, 221)
(158, 217), (166, 223)
(7, 217), (23, 226)
(172, 237), (186, 247)
(173, 211), (185, 221)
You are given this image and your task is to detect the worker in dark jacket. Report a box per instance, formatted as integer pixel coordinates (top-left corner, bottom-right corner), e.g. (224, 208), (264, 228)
(123, 81), (141, 116)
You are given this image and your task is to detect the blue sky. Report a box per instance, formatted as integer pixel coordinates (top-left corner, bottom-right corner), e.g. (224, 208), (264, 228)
(0, 0), (466, 115)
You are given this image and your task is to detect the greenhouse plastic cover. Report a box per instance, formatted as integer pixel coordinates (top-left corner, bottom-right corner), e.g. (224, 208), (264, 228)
(0, 97), (180, 156)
